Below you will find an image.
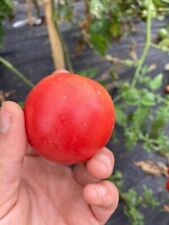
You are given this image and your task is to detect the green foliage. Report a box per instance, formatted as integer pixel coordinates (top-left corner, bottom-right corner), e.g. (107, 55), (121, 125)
(108, 171), (124, 190)
(0, 0), (13, 45)
(114, 105), (127, 127)
(124, 189), (144, 225)
(149, 74), (163, 90)
(124, 186), (159, 225)
(84, 0), (169, 55)
(54, 0), (74, 22)
(110, 172), (159, 225)
(141, 186), (159, 207)
(124, 189), (142, 207)
(159, 38), (169, 51)
(124, 206), (144, 225)
(89, 18), (113, 55)
(114, 66), (169, 155)
(78, 68), (97, 78)
(150, 104), (169, 138)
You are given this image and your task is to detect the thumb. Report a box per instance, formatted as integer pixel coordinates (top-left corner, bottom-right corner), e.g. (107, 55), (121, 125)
(0, 101), (27, 219)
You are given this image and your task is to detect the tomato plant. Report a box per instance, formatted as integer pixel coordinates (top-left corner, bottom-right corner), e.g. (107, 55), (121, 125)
(24, 72), (115, 164)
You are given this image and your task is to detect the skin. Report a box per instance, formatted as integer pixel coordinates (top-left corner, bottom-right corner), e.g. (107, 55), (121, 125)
(0, 98), (118, 225)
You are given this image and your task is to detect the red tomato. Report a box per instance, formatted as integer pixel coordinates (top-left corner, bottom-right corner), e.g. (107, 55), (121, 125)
(166, 180), (169, 192)
(24, 72), (115, 164)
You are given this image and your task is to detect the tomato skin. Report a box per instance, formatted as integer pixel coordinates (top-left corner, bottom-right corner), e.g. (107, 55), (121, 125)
(24, 72), (115, 164)
(166, 180), (169, 191)
(158, 28), (168, 40)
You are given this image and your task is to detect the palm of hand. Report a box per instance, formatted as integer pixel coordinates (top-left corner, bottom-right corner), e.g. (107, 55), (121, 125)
(0, 102), (118, 225)
(21, 156), (98, 225)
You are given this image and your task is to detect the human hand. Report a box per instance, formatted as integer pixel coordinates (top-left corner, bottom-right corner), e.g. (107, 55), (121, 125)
(0, 101), (118, 225)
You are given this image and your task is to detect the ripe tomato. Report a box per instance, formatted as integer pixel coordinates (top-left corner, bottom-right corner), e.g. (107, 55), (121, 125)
(166, 180), (169, 191)
(24, 72), (115, 164)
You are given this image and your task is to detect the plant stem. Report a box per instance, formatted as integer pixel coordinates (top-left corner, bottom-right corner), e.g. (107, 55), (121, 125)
(113, 94), (122, 103)
(132, 0), (152, 86)
(151, 43), (169, 52)
(44, 0), (65, 69)
(0, 57), (34, 88)
(150, 43), (161, 50)
(105, 55), (135, 67)
(26, 0), (33, 26)
(140, 135), (159, 144)
(52, 13), (73, 72)
(60, 31), (73, 72)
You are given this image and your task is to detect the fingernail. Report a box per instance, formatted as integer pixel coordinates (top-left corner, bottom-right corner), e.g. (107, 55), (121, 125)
(95, 185), (106, 198)
(0, 105), (11, 134)
(96, 153), (112, 170)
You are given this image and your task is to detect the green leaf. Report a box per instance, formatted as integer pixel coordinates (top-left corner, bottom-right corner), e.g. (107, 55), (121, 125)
(121, 85), (140, 105)
(149, 74), (163, 90)
(155, 134), (169, 156)
(123, 186), (158, 225)
(89, 33), (107, 55)
(97, 80), (107, 87)
(89, 18), (114, 55)
(133, 106), (150, 130)
(89, 0), (106, 18)
(4, 0), (13, 8)
(139, 76), (151, 84)
(125, 128), (140, 149)
(124, 206), (144, 225)
(150, 105), (169, 138)
(140, 91), (155, 106)
(115, 105), (127, 126)
(153, 0), (168, 7)
(124, 189), (144, 225)
(140, 65), (149, 76)
(108, 171), (124, 190)
(143, 139), (154, 152)
(110, 19), (122, 38)
(78, 68), (97, 78)
(124, 189), (142, 207)
(52, 0), (74, 22)
(142, 186), (159, 208)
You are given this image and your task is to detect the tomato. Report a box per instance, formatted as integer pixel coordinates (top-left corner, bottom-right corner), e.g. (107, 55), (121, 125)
(166, 180), (169, 191)
(158, 28), (168, 40)
(24, 72), (115, 164)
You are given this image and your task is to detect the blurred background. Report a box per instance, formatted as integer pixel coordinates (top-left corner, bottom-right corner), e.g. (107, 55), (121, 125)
(0, 0), (169, 224)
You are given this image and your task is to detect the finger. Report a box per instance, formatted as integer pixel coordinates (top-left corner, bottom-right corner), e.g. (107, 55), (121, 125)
(0, 101), (27, 218)
(73, 147), (114, 186)
(73, 163), (99, 186)
(83, 180), (119, 225)
(87, 148), (114, 179)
